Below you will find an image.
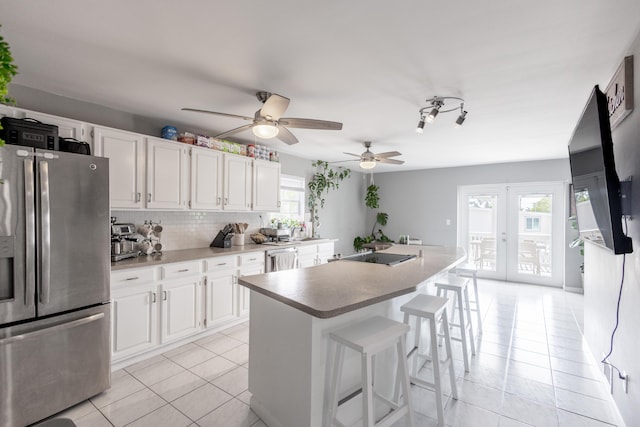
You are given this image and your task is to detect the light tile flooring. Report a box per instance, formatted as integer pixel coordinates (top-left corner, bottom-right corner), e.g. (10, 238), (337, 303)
(39, 280), (624, 427)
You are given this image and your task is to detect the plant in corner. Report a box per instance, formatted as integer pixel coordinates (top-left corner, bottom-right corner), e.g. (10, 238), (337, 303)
(353, 182), (393, 251)
(307, 160), (350, 238)
(0, 24), (19, 147)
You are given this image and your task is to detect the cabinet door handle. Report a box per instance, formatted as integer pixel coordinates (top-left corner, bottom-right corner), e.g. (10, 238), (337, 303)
(217, 262), (227, 266)
(151, 292), (157, 303)
(162, 290), (167, 301)
(136, 192), (141, 203)
(278, 201), (281, 208)
(233, 275), (238, 284)
(217, 196), (221, 205)
(224, 197), (229, 205)
(125, 276), (139, 281)
(178, 268), (189, 273)
(147, 193), (152, 203)
(249, 258), (257, 261)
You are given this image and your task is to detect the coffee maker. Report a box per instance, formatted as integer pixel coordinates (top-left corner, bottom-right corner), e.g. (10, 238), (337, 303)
(111, 221), (141, 262)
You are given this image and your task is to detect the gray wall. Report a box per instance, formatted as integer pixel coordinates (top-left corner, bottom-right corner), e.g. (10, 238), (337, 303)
(583, 33), (640, 425)
(7, 84), (368, 256)
(372, 159), (582, 288)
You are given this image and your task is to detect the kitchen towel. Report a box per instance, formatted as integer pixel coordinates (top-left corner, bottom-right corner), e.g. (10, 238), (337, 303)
(273, 252), (296, 271)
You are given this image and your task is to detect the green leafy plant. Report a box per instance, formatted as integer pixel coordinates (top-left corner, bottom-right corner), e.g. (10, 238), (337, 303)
(0, 25), (19, 146)
(307, 160), (350, 237)
(353, 182), (393, 251)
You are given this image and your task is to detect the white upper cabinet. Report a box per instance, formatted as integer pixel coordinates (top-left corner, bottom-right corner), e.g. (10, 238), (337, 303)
(224, 155), (252, 211)
(190, 146), (223, 211)
(93, 126), (145, 209)
(146, 137), (187, 210)
(252, 160), (281, 212)
(25, 111), (87, 141)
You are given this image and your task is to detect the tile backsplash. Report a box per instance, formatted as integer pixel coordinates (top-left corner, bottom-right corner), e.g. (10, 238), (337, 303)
(111, 211), (266, 251)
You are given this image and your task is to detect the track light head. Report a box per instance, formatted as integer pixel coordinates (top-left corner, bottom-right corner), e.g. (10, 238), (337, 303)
(455, 110), (468, 127)
(416, 117), (425, 133)
(426, 107), (440, 123)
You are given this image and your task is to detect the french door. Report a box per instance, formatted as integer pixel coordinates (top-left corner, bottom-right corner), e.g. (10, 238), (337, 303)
(457, 182), (565, 287)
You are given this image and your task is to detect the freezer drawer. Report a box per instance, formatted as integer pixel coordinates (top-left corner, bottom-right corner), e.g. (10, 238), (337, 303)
(0, 304), (111, 427)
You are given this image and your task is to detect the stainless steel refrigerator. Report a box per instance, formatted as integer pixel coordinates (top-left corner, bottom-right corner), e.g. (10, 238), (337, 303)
(0, 144), (111, 427)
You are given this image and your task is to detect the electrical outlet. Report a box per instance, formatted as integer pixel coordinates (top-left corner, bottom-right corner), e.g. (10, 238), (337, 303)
(622, 371), (628, 394)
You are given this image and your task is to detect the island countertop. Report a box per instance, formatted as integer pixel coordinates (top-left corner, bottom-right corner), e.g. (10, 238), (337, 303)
(238, 245), (466, 318)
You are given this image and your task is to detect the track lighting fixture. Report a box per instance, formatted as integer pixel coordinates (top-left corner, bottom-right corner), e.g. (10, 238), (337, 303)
(417, 96), (467, 130)
(455, 109), (468, 127)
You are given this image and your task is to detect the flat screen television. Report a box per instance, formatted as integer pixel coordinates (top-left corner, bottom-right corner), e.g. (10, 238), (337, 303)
(568, 85), (632, 254)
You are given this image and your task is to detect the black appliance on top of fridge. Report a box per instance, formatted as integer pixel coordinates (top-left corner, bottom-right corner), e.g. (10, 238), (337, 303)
(0, 144), (111, 427)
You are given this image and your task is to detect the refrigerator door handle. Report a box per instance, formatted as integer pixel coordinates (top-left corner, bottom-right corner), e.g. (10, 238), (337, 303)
(24, 158), (36, 306)
(39, 160), (52, 305)
(0, 313), (105, 346)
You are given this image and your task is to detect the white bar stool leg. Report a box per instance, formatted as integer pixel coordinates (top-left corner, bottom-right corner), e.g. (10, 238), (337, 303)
(464, 286), (476, 356)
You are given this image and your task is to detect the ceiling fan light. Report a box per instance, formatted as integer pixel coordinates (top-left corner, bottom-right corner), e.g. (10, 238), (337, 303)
(359, 160), (377, 169)
(455, 110), (468, 127)
(252, 122), (279, 139)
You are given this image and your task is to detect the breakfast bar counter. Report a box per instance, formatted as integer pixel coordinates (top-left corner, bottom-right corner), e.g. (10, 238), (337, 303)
(238, 245), (465, 427)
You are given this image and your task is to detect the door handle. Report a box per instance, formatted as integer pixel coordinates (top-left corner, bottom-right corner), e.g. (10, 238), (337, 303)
(151, 292), (157, 303)
(147, 193), (152, 203)
(39, 160), (51, 305)
(136, 192), (141, 203)
(24, 158), (36, 306)
(162, 290), (167, 301)
(0, 313), (105, 346)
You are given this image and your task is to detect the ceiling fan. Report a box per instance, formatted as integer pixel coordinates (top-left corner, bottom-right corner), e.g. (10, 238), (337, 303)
(339, 141), (404, 169)
(182, 91), (343, 145)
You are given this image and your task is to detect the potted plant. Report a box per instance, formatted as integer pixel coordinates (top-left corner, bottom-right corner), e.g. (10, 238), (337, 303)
(0, 25), (18, 146)
(353, 183), (393, 251)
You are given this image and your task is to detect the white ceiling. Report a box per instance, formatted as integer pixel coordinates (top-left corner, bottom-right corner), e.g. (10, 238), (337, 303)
(1, 1), (640, 172)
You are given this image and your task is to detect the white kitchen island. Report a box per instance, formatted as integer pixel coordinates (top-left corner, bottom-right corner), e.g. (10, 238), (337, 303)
(239, 245), (466, 427)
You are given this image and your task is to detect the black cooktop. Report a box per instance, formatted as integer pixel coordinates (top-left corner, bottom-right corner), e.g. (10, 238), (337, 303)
(342, 252), (416, 266)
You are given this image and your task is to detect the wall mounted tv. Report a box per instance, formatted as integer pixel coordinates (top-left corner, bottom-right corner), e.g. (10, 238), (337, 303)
(568, 85), (632, 254)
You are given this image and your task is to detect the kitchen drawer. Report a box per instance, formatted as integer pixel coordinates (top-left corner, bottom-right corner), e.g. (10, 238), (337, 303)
(240, 252), (264, 266)
(205, 255), (237, 271)
(297, 245), (317, 257)
(111, 267), (157, 287)
(162, 261), (202, 279)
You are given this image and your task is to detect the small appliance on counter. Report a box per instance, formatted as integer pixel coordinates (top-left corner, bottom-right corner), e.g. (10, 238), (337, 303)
(211, 224), (234, 248)
(260, 227), (291, 243)
(111, 221), (141, 261)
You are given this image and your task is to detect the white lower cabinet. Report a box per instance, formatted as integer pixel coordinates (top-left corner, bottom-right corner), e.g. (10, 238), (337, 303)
(203, 256), (238, 328)
(238, 252), (264, 316)
(111, 282), (159, 361)
(297, 242), (335, 268)
(160, 276), (202, 343)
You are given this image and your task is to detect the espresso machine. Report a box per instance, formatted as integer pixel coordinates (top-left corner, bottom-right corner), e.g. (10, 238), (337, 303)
(110, 221), (141, 262)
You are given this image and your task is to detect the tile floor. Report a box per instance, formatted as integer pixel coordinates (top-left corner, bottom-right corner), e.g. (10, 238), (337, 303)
(40, 279), (624, 427)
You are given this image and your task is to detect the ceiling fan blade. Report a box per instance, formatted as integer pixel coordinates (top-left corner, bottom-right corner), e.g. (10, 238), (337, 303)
(375, 151), (402, 158)
(343, 152), (362, 158)
(276, 126), (299, 145)
(330, 159), (358, 164)
(279, 118), (343, 130)
(214, 124), (254, 139)
(182, 108), (254, 121)
(377, 158), (404, 165)
(260, 94), (290, 120)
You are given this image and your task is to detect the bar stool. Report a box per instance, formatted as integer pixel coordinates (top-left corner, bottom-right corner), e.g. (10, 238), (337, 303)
(455, 263), (482, 335)
(400, 294), (457, 427)
(325, 316), (415, 427)
(434, 275), (476, 372)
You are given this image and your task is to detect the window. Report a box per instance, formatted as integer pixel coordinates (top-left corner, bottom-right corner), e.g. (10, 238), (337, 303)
(525, 216), (540, 232)
(274, 174), (305, 223)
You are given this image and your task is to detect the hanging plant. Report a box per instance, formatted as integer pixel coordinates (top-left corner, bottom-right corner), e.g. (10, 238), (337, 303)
(0, 25), (19, 146)
(353, 177), (393, 251)
(307, 160), (350, 238)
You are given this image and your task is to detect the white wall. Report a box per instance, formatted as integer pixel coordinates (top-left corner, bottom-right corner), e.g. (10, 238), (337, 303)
(8, 85), (368, 256)
(583, 33), (640, 425)
(371, 159), (582, 288)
